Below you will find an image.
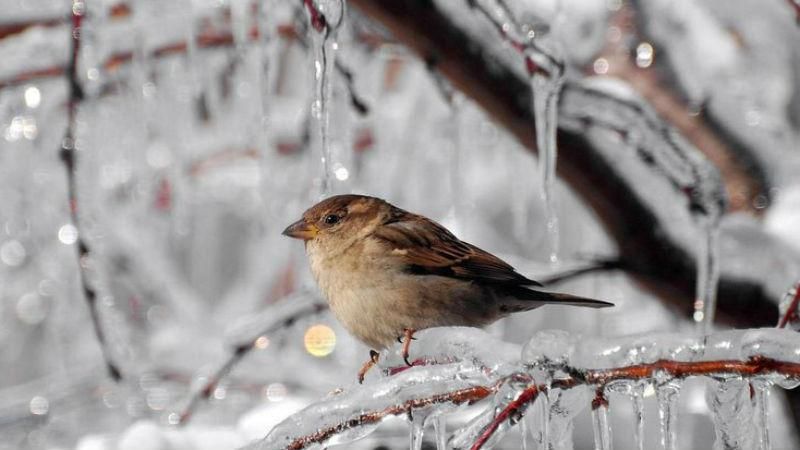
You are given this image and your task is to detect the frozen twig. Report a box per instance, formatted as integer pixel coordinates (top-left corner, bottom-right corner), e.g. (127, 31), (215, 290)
(59, 0), (123, 382)
(777, 281), (800, 329)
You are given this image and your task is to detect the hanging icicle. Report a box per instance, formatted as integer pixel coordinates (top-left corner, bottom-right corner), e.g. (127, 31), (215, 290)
(305, 0), (345, 197)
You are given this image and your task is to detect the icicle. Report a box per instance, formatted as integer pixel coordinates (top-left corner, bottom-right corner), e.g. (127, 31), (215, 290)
(590, 402), (612, 450)
(531, 71), (563, 266)
(547, 386), (590, 450)
(656, 380), (681, 450)
(449, 374), (531, 449)
(538, 391), (550, 450)
(707, 378), (755, 450)
(308, 0), (344, 196)
(410, 418), (425, 450)
(433, 415), (448, 450)
(751, 379), (771, 450)
(520, 412), (530, 450)
(694, 217), (721, 334)
(631, 383), (646, 450)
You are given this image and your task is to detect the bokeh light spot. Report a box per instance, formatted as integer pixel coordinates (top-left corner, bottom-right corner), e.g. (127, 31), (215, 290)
(304, 324), (336, 357)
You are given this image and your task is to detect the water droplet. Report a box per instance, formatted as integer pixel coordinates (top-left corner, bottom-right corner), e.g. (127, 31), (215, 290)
(635, 42), (654, 68)
(265, 383), (287, 402)
(58, 224), (78, 245)
(333, 163), (349, 181)
(0, 240), (26, 266)
(24, 86), (41, 108)
(29, 396), (49, 415)
(146, 388), (169, 410)
(254, 335), (270, 349)
(17, 293), (48, 324)
(593, 58), (609, 74)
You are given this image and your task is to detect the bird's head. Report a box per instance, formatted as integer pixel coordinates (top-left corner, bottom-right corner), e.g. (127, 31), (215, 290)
(282, 195), (390, 251)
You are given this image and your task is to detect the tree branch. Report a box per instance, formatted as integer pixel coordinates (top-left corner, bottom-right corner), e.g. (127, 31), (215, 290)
(347, 0), (800, 327)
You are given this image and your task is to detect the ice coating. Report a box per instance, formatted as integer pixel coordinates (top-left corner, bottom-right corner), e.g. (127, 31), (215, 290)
(245, 362), (494, 450)
(522, 329), (578, 371)
(379, 327), (521, 373)
(571, 332), (704, 369)
(739, 328), (800, 363)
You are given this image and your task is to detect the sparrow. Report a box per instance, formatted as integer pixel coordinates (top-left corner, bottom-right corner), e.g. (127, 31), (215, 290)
(283, 194), (613, 381)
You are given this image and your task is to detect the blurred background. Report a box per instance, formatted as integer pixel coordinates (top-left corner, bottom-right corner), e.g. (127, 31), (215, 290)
(1, 0), (799, 448)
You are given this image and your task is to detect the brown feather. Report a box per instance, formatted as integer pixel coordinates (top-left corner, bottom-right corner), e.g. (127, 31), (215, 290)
(373, 207), (543, 287)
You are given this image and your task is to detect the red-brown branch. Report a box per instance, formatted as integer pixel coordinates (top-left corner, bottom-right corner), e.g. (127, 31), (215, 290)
(470, 356), (800, 450)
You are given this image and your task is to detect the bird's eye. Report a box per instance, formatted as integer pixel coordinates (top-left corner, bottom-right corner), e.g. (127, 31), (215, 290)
(323, 214), (340, 225)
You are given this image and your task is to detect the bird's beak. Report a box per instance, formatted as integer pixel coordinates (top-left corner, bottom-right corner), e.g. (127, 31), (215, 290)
(282, 219), (319, 241)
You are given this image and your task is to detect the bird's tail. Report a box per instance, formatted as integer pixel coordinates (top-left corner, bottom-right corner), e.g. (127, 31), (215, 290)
(498, 286), (614, 310)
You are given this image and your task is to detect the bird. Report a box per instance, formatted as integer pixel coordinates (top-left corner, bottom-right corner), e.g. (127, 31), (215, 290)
(282, 194), (613, 382)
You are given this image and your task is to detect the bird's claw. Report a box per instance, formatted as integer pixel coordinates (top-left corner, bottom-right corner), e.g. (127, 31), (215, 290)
(400, 328), (416, 367)
(357, 350), (380, 384)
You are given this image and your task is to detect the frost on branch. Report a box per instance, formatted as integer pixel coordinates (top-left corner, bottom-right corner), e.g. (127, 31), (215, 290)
(250, 326), (800, 450)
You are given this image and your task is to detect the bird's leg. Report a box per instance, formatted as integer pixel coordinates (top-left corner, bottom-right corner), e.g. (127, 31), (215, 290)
(357, 350), (380, 384)
(401, 328), (416, 366)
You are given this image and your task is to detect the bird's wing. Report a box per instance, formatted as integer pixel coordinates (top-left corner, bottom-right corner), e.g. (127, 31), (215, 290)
(372, 210), (542, 287)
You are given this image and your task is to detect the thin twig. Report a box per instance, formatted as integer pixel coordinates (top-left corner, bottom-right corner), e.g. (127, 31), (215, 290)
(59, 0), (122, 382)
(176, 301), (328, 425)
(0, 10), (369, 116)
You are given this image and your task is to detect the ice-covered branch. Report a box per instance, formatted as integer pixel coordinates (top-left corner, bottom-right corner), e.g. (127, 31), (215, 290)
(253, 327), (800, 450)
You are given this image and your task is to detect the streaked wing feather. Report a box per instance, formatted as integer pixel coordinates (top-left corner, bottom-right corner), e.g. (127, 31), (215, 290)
(374, 212), (542, 287)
